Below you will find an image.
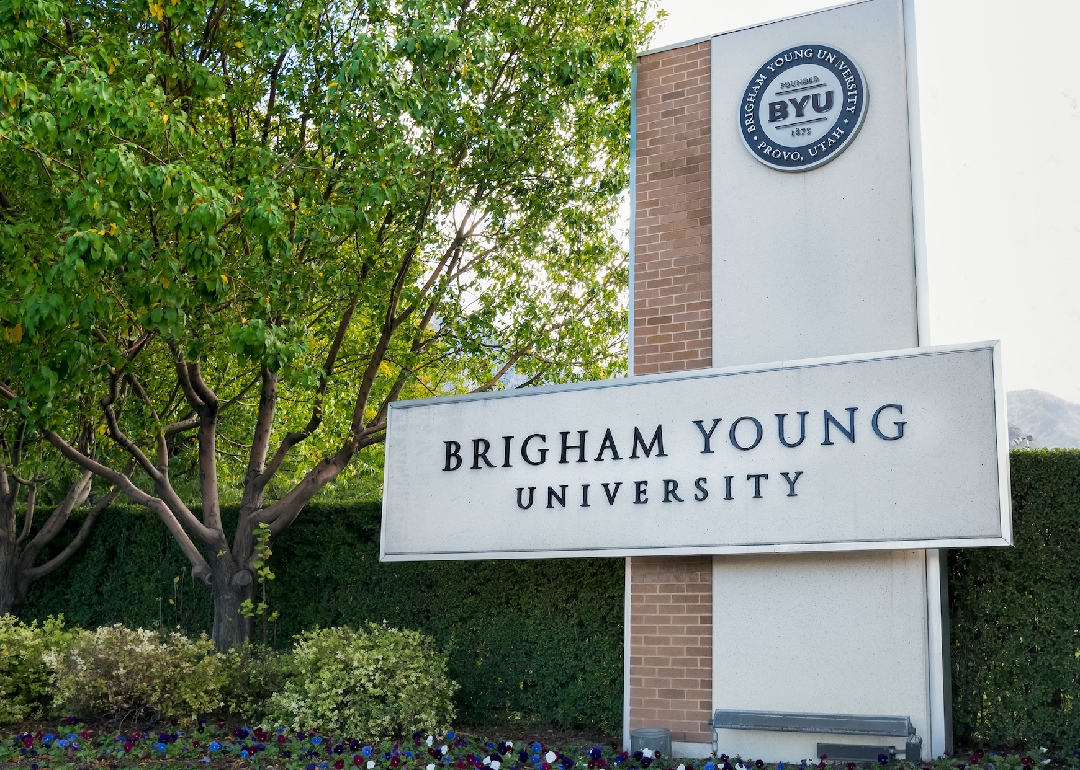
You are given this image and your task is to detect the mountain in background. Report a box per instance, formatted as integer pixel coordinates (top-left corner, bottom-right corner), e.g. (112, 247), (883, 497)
(1007, 389), (1080, 449)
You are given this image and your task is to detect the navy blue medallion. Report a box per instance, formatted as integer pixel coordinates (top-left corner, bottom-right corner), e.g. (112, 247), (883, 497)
(739, 44), (868, 172)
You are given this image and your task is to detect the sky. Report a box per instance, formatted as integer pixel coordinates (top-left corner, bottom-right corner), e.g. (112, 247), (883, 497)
(645, 0), (1080, 402)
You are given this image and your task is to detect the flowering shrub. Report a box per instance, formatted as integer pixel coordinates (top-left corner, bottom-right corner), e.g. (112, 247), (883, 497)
(265, 623), (458, 740)
(45, 624), (225, 719)
(0, 614), (74, 723)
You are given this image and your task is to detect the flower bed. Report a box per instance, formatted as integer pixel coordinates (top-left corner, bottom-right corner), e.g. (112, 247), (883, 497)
(0, 721), (1066, 770)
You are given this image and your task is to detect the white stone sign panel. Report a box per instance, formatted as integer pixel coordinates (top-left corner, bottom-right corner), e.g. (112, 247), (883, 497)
(381, 341), (1010, 561)
(710, 0), (926, 367)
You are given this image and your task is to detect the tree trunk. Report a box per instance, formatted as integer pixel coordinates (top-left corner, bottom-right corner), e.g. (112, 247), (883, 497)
(5, 571), (30, 618)
(210, 565), (253, 649)
(0, 530), (19, 617)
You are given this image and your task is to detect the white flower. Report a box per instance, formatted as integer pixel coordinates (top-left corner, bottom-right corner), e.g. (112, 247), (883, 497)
(441, 747), (449, 756)
(368, 762), (376, 768)
(678, 764), (686, 770)
(427, 737), (434, 747)
(642, 750), (653, 760)
(484, 758), (492, 766)
(427, 764), (436, 770)
(546, 752), (558, 763)
(492, 762), (501, 770)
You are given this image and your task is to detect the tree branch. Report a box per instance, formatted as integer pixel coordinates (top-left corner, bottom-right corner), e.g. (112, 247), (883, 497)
(163, 414), (200, 436)
(15, 479), (37, 545)
(220, 374), (260, 410)
(170, 342), (206, 408)
(124, 371), (170, 468)
(100, 375), (161, 480)
(42, 429), (218, 551)
(246, 297), (358, 506)
(22, 464), (130, 582)
(471, 346), (531, 393)
(18, 468), (92, 565)
(262, 48), (290, 143)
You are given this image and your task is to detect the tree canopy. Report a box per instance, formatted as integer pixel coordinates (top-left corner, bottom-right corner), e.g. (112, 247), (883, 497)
(1, 0), (656, 645)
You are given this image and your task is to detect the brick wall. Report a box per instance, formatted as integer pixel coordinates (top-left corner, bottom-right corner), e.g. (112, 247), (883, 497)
(632, 40), (712, 376)
(629, 41), (714, 747)
(628, 556), (714, 744)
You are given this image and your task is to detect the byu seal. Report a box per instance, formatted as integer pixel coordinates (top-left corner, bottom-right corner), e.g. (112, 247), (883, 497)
(739, 44), (867, 171)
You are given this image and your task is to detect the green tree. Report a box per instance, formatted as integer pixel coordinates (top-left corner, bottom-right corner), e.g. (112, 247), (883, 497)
(1, 0), (655, 647)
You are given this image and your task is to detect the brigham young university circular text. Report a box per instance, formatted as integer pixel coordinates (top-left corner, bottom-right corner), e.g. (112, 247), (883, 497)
(739, 44), (868, 171)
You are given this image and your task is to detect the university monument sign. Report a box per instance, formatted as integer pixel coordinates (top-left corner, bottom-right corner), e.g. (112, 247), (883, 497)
(383, 0), (1008, 763)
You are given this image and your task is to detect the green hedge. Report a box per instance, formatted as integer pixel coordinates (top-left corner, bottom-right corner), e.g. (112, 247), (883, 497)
(21, 449), (1080, 747)
(19, 502), (624, 733)
(951, 449), (1080, 749)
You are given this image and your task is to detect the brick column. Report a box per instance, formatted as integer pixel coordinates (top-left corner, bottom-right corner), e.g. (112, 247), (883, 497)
(628, 556), (714, 744)
(633, 40), (712, 375)
(628, 39), (713, 751)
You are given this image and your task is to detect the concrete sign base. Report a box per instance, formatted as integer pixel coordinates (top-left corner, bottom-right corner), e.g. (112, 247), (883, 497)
(709, 550), (949, 760)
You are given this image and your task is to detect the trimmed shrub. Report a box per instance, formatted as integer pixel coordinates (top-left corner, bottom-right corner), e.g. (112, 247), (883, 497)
(21, 502), (624, 733)
(219, 642), (290, 721)
(0, 614), (73, 723)
(951, 449), (1080, 749)
(265, 623), (458, 740)
(45, 624), (225, 719)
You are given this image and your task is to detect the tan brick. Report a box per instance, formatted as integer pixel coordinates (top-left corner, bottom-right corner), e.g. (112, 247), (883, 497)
(634, 41), (711, 383)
